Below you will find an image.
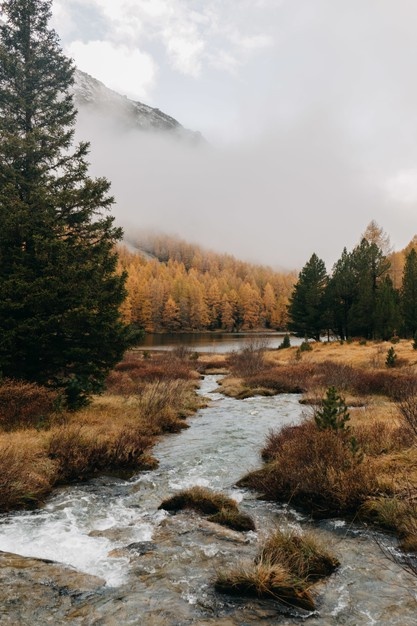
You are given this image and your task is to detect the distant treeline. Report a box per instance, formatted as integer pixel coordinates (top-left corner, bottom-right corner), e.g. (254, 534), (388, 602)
(288, 222), (417, 341)
(118, 235), (296, 332)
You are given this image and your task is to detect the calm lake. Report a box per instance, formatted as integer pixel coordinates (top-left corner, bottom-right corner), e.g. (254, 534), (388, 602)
(136, 332), (304, 353)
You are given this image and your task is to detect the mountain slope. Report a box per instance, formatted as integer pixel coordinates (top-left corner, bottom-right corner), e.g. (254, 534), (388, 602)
(73, 69), (202, 142)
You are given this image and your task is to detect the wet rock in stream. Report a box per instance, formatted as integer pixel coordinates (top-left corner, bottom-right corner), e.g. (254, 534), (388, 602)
(0, 550), (105, 625)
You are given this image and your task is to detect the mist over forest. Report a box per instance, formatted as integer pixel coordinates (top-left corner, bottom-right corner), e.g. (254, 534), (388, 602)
(75, 103), (410, 272)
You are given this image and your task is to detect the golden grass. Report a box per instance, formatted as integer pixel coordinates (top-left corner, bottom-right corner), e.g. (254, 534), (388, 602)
(267, 339), (417, 370)
(159, 486), (239, 515)
(159, 486), (256, 532)
(257, 528), (339, 581)
(215, 527), (339, 611)
(215, 561), (315, 611)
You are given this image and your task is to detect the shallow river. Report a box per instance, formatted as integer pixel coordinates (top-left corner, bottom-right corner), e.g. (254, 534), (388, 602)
(0, 376), (416, 625)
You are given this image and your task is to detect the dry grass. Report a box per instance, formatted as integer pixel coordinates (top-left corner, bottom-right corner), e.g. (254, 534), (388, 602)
(159, 486), (239, 515)
(257, 528), (339, 582)
(215, 527), (339, 611)
(208, 508), (256, 532)
(159, 486), (256, 532)
(215, 561), (315, 611)
(0, 433), (56, 510)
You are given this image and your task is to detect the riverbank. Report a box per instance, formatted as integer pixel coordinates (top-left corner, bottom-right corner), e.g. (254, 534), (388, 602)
(0, 350), (206, 511)
(219, 339), (417, 556)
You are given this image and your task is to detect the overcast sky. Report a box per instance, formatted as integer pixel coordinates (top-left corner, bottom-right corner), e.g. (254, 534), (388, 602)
(51, 0), (417, 270)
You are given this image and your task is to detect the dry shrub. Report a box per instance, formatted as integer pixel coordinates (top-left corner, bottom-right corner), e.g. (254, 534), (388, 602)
(106, 352), (197, 395)
(228, 338), (270, 377)
(313, 361), (361, 392)
(246, 364), (314, 394)
(0, 435), (56, 510)
(0, 379), (60, 431)
(215, 561), (315, 611)
(353, 370), (416, 399)
(261, 425), (303, 461)
(257, 528), (339, 581)
(239, 421), (377, 517)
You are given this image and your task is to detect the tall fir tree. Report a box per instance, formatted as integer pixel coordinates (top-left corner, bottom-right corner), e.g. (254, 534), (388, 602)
(348, 239), (390, 338)
(287, 253), (328, 341)
(401, 247), (417, 337)
(0, 0), (134, 407)
(326, 247), (356, 340)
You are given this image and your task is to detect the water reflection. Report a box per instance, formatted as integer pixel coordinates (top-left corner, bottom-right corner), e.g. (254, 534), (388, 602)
(137, 332), (304, 353)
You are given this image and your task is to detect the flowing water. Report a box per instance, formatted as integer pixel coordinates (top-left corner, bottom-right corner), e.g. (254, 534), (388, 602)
(0, 376), (416, 625)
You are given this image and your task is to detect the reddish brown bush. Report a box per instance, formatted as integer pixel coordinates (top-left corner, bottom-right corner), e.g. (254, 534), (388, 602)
(246, 364), (314, 394)
(106, 352), (196, 394)
(239, 420), (377, 517)
(0, 379), (60, 431)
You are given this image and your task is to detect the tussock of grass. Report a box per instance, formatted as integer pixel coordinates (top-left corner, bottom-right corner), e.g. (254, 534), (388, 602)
(159, 486), (239, 515)
(360, 497), (417, 551)
(215, 561), (315, 611)
(0, 434), (56, 510)
(257, 528), (339, 581)
(215, 527), (339, 611)
(208, 508), (256, 532)
(159, 486), (256, 532)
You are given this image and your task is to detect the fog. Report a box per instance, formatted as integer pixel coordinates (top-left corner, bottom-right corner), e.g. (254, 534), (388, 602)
(75, 106), (412, 272)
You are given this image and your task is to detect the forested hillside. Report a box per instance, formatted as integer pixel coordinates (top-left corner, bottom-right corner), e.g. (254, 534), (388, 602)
(118, 235), (297, 332)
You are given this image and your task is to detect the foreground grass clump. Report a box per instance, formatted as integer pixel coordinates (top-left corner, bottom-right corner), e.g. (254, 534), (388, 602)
(257, 528), (339, 581)
(215, 528), (339, 611)
(215, 562), (315, 611)
(159, 486), (256, 532)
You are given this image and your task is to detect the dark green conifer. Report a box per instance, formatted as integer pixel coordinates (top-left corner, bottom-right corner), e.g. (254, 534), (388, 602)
(287, 253), (328, 341)
(0, 0), (134, 407)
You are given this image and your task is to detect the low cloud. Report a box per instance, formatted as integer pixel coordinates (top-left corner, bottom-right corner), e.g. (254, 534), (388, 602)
(75, 106), (405, 272)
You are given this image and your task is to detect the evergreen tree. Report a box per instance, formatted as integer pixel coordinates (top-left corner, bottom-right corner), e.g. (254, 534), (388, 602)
(287, 253), (328, 341)
(314, 386), (350, 432)
(401, 248), (417, 337)
(326, 247), (356, 340)
(348, 239), (390, 338)
(374, 276), (401, 340)
(0, 0), (134, 407)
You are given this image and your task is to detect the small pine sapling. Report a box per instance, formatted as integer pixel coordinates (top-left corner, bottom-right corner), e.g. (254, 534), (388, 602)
(385, 347), (397, 368)
(314, 386), (350, 432)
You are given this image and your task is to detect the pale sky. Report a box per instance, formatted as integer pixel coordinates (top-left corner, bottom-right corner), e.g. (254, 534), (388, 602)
(51, 0), (417, 270)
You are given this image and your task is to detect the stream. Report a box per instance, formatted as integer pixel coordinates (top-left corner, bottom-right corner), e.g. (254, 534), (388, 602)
(0, 375), (416, 625)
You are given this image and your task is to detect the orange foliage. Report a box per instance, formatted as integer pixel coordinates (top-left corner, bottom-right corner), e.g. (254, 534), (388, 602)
(118, 235), (297, 332)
